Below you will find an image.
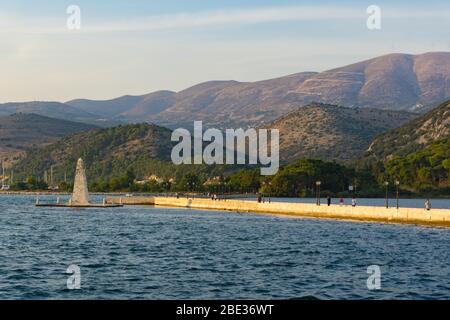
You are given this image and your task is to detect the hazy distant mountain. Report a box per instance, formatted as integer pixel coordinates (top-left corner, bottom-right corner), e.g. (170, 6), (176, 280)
(263, 103), (417, 163)
(362, 100), (450, 164)
(147, 77), (317, 128)
(0, 101), (119, 127)
(0, 113), (97, 167)
(3, 52), (448, 129)
(119, 91), (176, 119)
(64, 52), (450, 129)
(66, 95), (145, 118)
(300, 52), (450, 111)
(146, 52), (449, 128)
(67, 90), (177, 121)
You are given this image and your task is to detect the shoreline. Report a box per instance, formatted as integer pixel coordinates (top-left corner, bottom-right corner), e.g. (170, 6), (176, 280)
(1, 190), (450, 199)
(1, 191), (450, 199)
(2, 192), (450, 210)
(1, 193), (449, 227)
(104, 196), (450, 228)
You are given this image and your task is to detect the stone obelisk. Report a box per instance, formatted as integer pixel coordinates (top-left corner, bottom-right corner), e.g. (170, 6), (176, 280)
(71, 158), (90, 205)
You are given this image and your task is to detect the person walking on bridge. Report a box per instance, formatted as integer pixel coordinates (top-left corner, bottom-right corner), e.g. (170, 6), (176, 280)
(425, 199), (431, 211)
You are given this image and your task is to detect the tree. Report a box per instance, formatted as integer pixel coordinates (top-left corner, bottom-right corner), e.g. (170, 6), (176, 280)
(179, 173), (201, 192)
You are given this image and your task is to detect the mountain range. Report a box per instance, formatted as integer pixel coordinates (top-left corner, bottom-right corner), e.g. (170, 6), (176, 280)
(141, 52), (450, 128)
(10, 102), (421, 180)
(4, 51), (450, 186)
(10, 98), (450, 188)
(1, 52), (449, 129)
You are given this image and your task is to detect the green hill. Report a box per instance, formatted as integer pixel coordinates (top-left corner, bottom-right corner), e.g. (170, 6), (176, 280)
(0, 113), (97, 167)
(360, 100), (450, 194)
(12, 122), (230, 189)
(263, 103), (416, 163)
(383, 138), (450, 194)
(362, 100), (450, 164)
(12, 123), (173, 181)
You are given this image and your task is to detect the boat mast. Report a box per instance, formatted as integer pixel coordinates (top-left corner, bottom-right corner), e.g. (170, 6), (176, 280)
(1, 159), (8, 190)
(50, 165), (54, 189)
(1, 159), (4, 189)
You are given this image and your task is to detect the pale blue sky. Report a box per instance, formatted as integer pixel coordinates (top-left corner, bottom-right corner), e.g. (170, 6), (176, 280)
(1, 0), (449, 102)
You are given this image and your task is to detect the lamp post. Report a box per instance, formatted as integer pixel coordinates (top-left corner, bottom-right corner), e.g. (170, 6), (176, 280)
(384, 181), (389, 208)
(316, 181), (321, 206)
(224, 182), (227, 201)
(219, 178), (224, 200)
(268, 182), (272, 203)
(262, 181), (266, 203)
(395, 180), (400, 209)
(189, 181), (196, 199)
(172, 181), (176, 198)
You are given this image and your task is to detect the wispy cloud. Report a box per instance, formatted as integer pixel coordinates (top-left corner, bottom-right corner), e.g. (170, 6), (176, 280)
(69, 6), (450, 33)
(87, 6), (363, 32)
(1, 4), (449, 102)
(2, 5), (450, 34)
(2, 6), (362, 34)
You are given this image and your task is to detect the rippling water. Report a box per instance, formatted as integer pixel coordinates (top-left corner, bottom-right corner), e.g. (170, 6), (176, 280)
(0, 195), (449, 300)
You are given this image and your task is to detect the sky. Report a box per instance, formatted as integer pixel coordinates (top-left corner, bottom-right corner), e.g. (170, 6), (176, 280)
(1, 0), (449, 102)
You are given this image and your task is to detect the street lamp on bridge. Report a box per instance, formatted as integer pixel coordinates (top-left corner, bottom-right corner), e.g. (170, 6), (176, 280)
(384, 181), (389, 208)
(316, 181), (322, 206)
(395, 180), (400, 209)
